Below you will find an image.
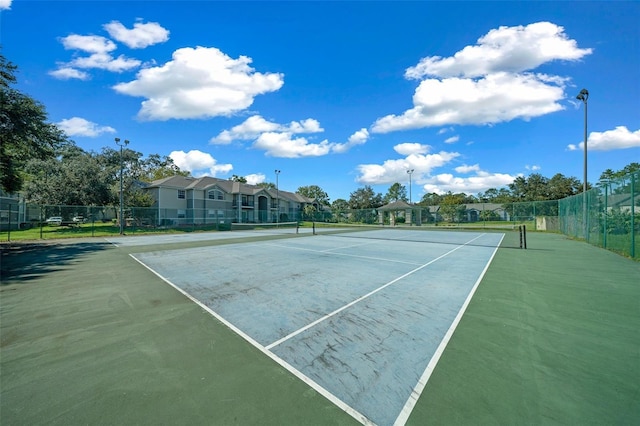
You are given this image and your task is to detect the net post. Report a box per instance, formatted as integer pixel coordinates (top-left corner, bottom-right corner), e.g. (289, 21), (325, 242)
(313, 221), (316, 235)
(519, 225), (523, 249)
(522, 225), (527, 249)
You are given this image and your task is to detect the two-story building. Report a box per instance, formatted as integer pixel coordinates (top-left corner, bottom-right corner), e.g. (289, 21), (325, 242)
(142, 176), (320, 225)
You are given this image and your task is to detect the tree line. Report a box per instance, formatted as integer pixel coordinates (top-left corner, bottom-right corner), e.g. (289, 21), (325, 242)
(329, 167), (629, 212)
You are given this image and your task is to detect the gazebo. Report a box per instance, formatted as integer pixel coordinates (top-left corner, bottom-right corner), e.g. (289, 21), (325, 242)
(376, 200), (420, 226)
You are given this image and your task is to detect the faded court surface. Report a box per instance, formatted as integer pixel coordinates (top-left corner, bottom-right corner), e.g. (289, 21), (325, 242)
(131, 229), (503, 425)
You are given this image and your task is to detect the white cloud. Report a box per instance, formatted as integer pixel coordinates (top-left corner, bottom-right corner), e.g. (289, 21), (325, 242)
(568, 126), (640, 151)
(289, 118), (324, 134)
(394, 143), (429, 156)
(48, 67), (90, 80)
(0, 0), (12, 10)
(438, 127), (454, 134)
(245, 173), (266, 185)
(51, 34), (141, 78)
(372, 22), (591, 133)
(444, 135), (460, 144)
(332, 128), (370, 153)
(211, 115), (321, 144)
(60, 34), (116, 54)
(103, 20), (169, 49)
(69, 52), (141, 72)
(113, 46), (284, 120)
(56, 117), (116, 137)
(169, 150), (233, 176)
(405, 22), (592, 79)
(356, 151), (460, 185)
(454, 164), (480, 174)
(212, 115), (368, 157)
(373, 72), (565, 132)
(254, 132), (332, 158)
(357, 147), (515, 195)
(525, 164), (541, 171)
(421, 171), (516, 195)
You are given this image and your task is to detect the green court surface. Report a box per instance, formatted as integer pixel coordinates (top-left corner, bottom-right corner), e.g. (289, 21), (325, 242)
(1, 231), (638, 425)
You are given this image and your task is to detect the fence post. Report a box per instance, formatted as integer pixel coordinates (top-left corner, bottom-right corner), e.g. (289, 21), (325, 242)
(7, 203), (11, 242)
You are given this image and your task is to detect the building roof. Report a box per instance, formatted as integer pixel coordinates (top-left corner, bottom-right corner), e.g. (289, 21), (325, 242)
(145, 175), (317, 204)
(377, 200), (414, 211)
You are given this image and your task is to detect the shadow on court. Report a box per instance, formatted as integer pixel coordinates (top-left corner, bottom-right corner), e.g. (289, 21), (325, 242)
(1, 241), (111, 285)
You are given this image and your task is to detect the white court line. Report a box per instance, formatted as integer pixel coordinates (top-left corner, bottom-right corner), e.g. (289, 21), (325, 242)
(265, 233), (487, 350)
(321, 241), (375, 252)
(129, 253), (374, 426)
(392, 233), (504, 426)
(262, 241), (423, 266)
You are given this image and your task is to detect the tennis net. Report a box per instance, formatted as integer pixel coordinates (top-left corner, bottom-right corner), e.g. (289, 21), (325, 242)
(230, 221), (300, 233)
(310, 222), (527, 249)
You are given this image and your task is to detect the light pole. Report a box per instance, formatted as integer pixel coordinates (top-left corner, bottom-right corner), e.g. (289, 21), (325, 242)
(576, 88), (589, 240)
(275, 169), (281, 224)
(407, 169), (414, 204)
(115, 138), (129, 235)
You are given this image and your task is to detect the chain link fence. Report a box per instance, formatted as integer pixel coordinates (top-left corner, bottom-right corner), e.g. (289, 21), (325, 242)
(2, 200), (552, 239)
(2, 179), (638, 260)
(559, 171), (638, 259)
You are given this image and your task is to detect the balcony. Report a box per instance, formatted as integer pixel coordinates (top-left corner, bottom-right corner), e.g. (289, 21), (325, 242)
(232, 200), (255, 208)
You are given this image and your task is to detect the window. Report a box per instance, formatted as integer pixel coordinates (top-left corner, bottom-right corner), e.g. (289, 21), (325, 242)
(177, 209), (186, 218)
(208, 190), (224, 200)
(178, 190), (185, 199)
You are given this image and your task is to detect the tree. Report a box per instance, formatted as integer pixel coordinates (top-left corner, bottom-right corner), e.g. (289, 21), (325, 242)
(330, 198), (349, 223)
(137, 154), (189, 182)
(439, 192), (467, 222)
(599, 162), (640, 195)
(229, 175), (247, 183)
(419, 192), (445, 206)
(526, 173), (550, 200)
(23, 146), (112, 206)
(348, 186), (383, 210)
(547, 173), (581, 200)
(1, 54), (69, 193)
(257, 182), (276, 190)
(599, 162), (639, 181)
(508, 176), (529, 201)
(297, 185), (330, 205)
(331, 198), (349, 211)
(477, 187), (513, 203)
(384, 183), (407, 203)
(348, 186), (383, 223)
(303, 204), (317, 221)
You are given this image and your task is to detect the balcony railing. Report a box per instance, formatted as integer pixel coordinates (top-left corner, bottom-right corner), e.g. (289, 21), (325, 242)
(232, 201), (255, 208)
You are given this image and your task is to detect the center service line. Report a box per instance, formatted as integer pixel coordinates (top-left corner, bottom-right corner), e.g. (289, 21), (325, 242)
(265, 233), (486, 350)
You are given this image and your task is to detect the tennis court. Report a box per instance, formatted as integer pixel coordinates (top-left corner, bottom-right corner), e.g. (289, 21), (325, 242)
(1, 227), (638, 426)
(130, 228), (505, 425)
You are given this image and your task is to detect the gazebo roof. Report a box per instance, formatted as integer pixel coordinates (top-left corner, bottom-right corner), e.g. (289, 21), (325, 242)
(377, 200), (414, 211)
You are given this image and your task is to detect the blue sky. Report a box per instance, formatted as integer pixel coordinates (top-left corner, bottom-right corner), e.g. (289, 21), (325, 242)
(2, 1), (639, 202)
